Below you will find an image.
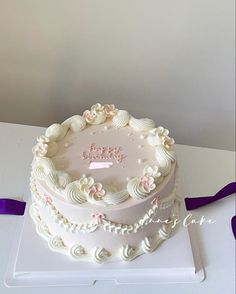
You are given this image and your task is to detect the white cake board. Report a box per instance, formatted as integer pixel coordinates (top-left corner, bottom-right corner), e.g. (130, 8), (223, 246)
(4, 198), (205, 287)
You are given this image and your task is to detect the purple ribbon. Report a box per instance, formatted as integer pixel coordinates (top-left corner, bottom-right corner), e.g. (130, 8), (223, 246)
(0, 198), (26, 215)
(185, 182), (236, 239)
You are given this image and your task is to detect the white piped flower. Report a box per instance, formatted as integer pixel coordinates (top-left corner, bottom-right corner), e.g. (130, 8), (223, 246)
(139, 176), (156, 193)
(77, 176), (106, 201)
(104, 104), (118, 116)
(83, 110), (97, 124)
(88, 183), (105, 200)
(32, 142), (48, 157)
(148, 126), (175, 149)
(83, 103), (108, 124)
(77, 176), (95, 191)
(37, 135), (50, 144)
(143, 165), (161, 178)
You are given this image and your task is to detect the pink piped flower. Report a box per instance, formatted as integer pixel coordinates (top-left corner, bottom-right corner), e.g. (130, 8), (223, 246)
(43, 194), (52, 205)
(104, 104), (117, 116)
(37, 135), (50, 144)
(91, 103), (104, 113)
(91, 212), (106, 224)
(83, 110), (97, 123)
(32, 142), (48, 157)
(148, 126), (174, 149)
(156, 126), (175, 149)
(139, 176), (156, 193)
(163, 137), (175, 149)
(88, 183), (105, 199)
(151, 196), (160, 207)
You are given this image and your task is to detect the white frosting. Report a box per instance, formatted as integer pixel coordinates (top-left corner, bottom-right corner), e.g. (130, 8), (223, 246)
(83, 103), (111, 125)
(120, 245), (138, 261)
(62, 115), (86, 132)
(45, 123), (68, 141)
(127, 177), (149, 199)
(141, 236), (155, 253)
(127, 165), (162, 200)
(158, 223), (172, 240)
(155, 146), (176, 176)
(69, 244), (86, 258)
(91, 112), (107, 125)
(46, 142), (58, 157)
(33, 158), (71, 190)
(48, 235), (66, 251)
(129, 117), (155, 131)
(112, 110), (130, 128)
(36, 220), (51, 239)
(147, 126), (175, 148)
(93, 247), (111, 263)
(102, 190), (130, 205)
(64, 181), (87, 204)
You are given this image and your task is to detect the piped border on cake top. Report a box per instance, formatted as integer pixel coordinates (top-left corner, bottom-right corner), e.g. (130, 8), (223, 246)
(31, 103), (176, 207)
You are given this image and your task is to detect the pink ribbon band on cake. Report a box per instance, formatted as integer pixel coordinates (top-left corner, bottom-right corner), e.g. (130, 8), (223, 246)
(0, 198), (26, 215)
(185, 182), (236, 239)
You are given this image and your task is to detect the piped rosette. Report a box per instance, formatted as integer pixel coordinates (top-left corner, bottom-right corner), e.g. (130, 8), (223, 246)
(127, 165), (162, 200)
(147, 126), (176, 176)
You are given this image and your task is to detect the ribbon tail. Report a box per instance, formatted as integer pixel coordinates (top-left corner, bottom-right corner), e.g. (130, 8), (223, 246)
(0, 199), (26, 215)
(185, 182), (236, 210)
(184, 182), (236, 239)
(185, 196), (215, 210)
(213, 182), (236, 199)
(231, 215), (236, 239)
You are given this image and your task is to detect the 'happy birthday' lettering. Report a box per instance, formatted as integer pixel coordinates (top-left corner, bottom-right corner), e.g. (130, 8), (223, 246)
(81, 143), (125, 163)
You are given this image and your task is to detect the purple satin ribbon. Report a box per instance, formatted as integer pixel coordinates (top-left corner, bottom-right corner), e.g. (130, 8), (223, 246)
(185, 182), (236, 239)
(0, 198), (26, 215)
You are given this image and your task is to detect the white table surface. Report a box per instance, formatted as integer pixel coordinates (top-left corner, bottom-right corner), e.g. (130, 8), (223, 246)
(0, 122), (235, 294)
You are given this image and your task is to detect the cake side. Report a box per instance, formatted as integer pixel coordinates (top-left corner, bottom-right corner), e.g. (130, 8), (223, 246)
(30, 175), (179, 263)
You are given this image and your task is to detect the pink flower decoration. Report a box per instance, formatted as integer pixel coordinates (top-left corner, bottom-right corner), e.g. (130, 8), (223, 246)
(139, 176), (156, 193)
(156, 127), (174, 149)
(163, 137), (175, 149)
(104, 104), (117, 116)
(91, 103), (104, 113)
(91, 212), (106, 224)
(151, 196), (160, 207)
(88, 183), (105, 199)
(83, 110), (96, 123)
(43, 194), (52, 205)
(32, 143), (48, 157)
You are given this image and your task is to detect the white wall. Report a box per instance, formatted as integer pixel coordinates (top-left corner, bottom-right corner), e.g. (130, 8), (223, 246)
(0, 1), (235, 150)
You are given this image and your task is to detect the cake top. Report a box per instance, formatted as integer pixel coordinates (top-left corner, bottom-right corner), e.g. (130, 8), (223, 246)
(31, 103), (176, 207)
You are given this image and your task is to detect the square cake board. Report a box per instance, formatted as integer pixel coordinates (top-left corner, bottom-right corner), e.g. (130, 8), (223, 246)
(4, 198), (205, 287)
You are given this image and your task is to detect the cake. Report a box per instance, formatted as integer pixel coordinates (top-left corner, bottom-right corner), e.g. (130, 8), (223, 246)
(29, 103), (180, 263)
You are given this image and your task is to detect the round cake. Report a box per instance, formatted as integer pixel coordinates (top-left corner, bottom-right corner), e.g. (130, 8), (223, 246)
(30, 103), (180, 263)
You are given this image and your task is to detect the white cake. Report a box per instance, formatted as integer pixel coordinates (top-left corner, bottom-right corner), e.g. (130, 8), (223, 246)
(30, 103), (180, 263)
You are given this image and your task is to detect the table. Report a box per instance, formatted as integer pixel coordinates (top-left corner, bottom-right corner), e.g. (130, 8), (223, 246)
(0, 122), (235, 294)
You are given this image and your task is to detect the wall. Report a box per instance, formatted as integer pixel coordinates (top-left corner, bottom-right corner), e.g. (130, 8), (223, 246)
(0, 1), (235, 150)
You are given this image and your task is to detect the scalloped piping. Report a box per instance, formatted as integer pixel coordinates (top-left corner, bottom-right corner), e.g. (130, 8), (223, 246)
(30, 198), (180, 263)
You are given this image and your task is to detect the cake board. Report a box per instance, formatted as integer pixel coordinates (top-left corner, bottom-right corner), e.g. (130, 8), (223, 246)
(4, 196), (205, 287)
